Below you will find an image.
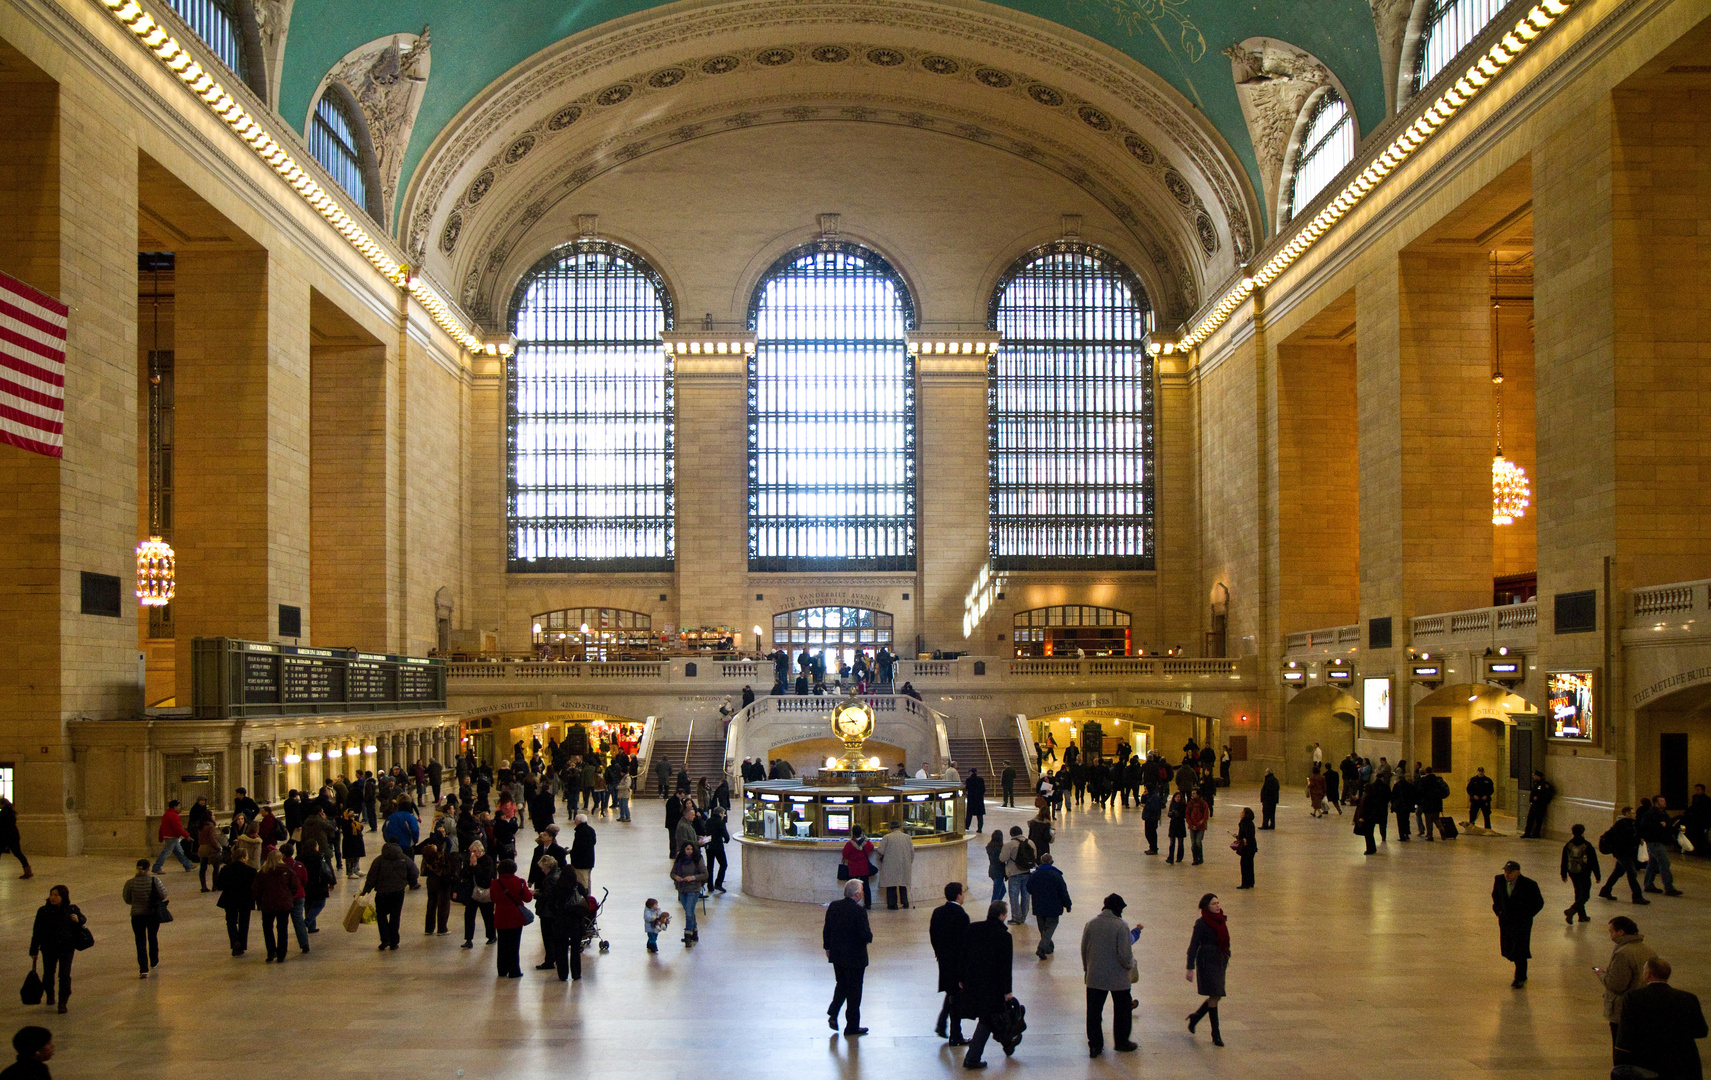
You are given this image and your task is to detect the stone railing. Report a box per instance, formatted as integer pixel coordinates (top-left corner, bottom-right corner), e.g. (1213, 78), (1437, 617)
(1629, 579), (1711, 621)
(1283, 624), (1360, 655)
(1408, 601), (1538, 646)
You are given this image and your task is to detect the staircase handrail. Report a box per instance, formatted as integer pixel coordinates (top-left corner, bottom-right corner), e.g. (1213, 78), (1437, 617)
(1015, 713), (1039, 785)
(635, 715), (659, 778)
(976, 716), (995, 776)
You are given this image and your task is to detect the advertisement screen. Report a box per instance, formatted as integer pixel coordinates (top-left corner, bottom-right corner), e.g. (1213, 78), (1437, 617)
(1549, 671), (1595, 740)
(1362, 677), (1391, 731)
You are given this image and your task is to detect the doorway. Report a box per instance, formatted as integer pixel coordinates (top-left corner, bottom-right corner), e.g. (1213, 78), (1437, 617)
(1662, 733), (1689, 808)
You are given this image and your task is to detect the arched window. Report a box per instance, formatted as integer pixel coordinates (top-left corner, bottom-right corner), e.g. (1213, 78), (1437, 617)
(507, 241), (675, 572)
(1287, 91), (1355, 221)
(748, 242), (916, 571)
(1013, 606), (1132, 657)
(1416, 0), (1507, 91)
(162, 0), (267, 100)
(308, 88), (384, 222)
(989, 243), (1153, 569)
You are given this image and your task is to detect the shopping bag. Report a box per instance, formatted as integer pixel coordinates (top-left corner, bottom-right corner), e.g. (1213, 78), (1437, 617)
(360, 898), (378, 925)
(20, 963), (43, 1006)
(342, 896), (368, 933)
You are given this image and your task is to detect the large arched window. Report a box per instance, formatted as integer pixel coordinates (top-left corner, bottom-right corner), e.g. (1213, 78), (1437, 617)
(748, 242), (916, 571)
(308, 87), (384, 223)
(1416, 0), (1507, 90)
(989, 243), (1153, 569)
(162, 0), (267, 100)
(507, 241), (675, 573)
(1287, 90), (1355, 221)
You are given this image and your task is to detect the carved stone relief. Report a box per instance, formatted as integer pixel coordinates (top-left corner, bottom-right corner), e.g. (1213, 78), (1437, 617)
(1223, 38), (1332, 236)
(251, 0), (295, 107)
(398, 0), (1257, 277)
(320, 30), (432, 232)
(1370, 0), (1416, 115)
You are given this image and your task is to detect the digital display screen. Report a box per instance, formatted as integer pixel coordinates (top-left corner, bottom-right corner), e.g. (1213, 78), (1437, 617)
(825, 813), (851, 833)
(1327, 668), (1352, 681)
(1411, 665), (1440, 678)
(1363, 677), (1391, 730)
(1549, 671), (1595, 740)
(1489, 662), (1520, 675)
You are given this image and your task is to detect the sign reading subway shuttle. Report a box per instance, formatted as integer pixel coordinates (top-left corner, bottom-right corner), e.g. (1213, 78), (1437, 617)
(193, 637), (447, 718)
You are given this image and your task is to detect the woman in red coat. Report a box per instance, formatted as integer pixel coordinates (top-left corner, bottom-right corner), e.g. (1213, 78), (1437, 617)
(841, 827), (877, 909)
(489, 859), (533, 978)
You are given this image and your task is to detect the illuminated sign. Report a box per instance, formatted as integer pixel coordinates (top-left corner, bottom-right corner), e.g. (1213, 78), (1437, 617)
(1362, 677), (1391, 730)
(1488, 662), (1521, 675)
(1410, 665), (1441, 679)
(1548, 670), (1596, 741)
(1327, 667), (1354, 682)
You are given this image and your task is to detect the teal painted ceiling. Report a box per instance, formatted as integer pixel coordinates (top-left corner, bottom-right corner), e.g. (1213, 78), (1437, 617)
(276, 0), (1387, 225)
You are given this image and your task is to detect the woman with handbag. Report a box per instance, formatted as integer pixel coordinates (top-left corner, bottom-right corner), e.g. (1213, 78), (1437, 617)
(1232, 808), (1257, 889)
(670, 842), (708, 946)
(27, 886), (86, 1013)
(1185, 893), (1231, 1046)
(840, 826), (877, 909)
(459, 841), (496, 948)
(341, 808), (366, 879)
(490, 858), (533, 977)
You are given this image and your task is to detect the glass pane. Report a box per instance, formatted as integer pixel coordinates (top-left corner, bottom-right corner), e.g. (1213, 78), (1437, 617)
(1289, 93), (1354, 219)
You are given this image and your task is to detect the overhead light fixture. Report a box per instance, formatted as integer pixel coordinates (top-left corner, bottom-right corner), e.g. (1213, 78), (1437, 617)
(363, 742), (378, 754)
(283, 752), (301, 765)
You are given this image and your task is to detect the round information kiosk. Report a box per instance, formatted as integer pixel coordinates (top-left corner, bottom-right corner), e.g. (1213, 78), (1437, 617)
(738, 694), (969, 903)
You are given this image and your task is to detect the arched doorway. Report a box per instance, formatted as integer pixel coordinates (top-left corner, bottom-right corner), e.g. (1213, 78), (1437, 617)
(1028, 706), (1211, 765)
(771, 606), (894, 672)
(1283, 686), (1360, 785)
(1409, 683), (1537, 814)
(1011, 605), (1132, 657)
(461, 707), (647, 766)
(1634, 680), (1711, 811)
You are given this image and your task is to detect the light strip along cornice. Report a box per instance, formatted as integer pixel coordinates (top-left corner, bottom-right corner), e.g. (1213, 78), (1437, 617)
(94, 0), (483, 353)
(1176, 0), (1576, 354)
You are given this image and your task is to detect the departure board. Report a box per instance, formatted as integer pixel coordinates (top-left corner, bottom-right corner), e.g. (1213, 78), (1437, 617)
(193, 638), (446, 719)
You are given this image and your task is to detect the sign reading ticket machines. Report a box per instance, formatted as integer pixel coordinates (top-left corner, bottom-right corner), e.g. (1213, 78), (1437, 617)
(1362, 676), (1392, 731)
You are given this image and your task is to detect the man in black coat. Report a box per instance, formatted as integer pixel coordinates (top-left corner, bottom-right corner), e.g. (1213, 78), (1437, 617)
(1259, 769), (1280, 829)
(1493, 859), (1545, 986)
(823, 879), (873, 1036)
(930, 882), (971, 1045)
(964, 769), (986, 832)
(959, 901), (1016, 1069)
(569, 814), (596, 889)
(1522, 770), (1555, 839)
(1467, 767), (1496, 829)
(1616, 957), (1708, 1080)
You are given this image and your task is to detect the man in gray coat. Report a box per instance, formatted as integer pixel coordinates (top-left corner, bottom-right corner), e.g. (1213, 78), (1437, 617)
(1081, 892), (1139, 1057)
(1596, 916), (1658, 1050)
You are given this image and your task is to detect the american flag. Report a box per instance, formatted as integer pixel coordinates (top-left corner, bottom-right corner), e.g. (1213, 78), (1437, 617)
(0, 269), (68, 459)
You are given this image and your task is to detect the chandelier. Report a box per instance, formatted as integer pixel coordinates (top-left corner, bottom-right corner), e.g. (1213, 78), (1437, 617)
(136, 258), (176, 606)
(1490, 254), (1530, 526)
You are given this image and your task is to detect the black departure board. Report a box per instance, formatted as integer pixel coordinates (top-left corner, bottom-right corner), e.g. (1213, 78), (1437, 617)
(193, 638), (446, 719)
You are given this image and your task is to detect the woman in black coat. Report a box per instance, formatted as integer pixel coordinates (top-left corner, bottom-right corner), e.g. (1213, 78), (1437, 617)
(215, 847), (258, 956)
(459, 842), (496, 947)
(1185, 892), (1230, 1046)
(1234, 808), (1257, 889)
(28, 885), (85, 1012)
(958, 901), (1015, 1069)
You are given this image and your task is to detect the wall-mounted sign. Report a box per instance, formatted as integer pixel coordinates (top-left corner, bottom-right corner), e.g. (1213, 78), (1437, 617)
(1548, 670), (1596, 741)
(1362, 677), (1391, 731)
(1409, 664), (1442, 682)
(1326, 666), (1354, 683)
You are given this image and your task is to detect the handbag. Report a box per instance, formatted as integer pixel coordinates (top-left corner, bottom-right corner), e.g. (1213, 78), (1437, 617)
(150, 879), (173, 924)
(472, 885), (492, 904)
(73, 924), (95, 952)
(836, 864), (851, 881)
(20, 961), (43, 1006)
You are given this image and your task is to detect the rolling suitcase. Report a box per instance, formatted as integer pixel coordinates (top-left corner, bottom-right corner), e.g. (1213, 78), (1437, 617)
(1438, 816), (1458, 839)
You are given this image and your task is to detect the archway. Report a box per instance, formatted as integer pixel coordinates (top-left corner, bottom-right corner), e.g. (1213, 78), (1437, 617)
(1027, 706), (1211, 766)
(461, 707), (647, 766)
(771, 606), (895, 675)
(1634, 680), (1711, 811)
(1283, 686), (1360, 785)
(1409, 683), (1537, 814)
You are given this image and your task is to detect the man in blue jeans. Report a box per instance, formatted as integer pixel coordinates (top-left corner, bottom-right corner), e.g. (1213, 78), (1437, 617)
(1642, 796), (1685, 897)
(120, 859), (163, 977)
(151, 799), (193, 873)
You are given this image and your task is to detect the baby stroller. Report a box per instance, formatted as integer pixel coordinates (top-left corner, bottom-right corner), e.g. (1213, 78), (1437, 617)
(577, 887), (611, 954)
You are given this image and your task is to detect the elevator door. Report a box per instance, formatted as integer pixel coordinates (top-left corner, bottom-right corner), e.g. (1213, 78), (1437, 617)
(1661, 733), (1689, 809)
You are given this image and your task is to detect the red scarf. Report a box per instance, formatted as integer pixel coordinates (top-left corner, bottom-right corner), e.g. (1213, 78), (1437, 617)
(1201, 908), (1230, 956)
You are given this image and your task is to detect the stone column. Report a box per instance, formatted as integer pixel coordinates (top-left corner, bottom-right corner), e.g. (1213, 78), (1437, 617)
(670, 338), (749, 631)
(914, 341), (991, 653)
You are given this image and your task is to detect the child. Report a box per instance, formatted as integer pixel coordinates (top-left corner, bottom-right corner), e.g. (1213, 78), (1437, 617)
(644, 897), (670, 953)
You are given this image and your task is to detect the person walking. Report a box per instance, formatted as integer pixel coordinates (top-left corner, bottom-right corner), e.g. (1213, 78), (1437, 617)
(1185, 892), (1230, 1046)
(1258, 770), (1279, 830)
(360, 841), (419, 951)
(1390, 770), (1415, 841)
(1467, 767), (1496, 829)
(0, 797), (32, 880)
(1417, 767), (1447, 840)
(931, 883), (971, 1046)
(1492, 859), (1544, 987)
(670, 842), (707, 946)
(704, 806), (731, 893)
(823, 878), (872, 1037)
(151, 799), (194, 874)
(1000, 826), (1035, 924)
(615, 770), (632, 823)
(841, 826), (877, 910)
(119, 859), (164, 978)
(490, 858), (533, 976)
(458, 841), (496, 948)
(964, 768), (987, 833)
(1166, 792), (1187, 864)
(876, 820), (914, 909)
(1596, 916), (1657, 1050)
(1561, 823), (1602, 923)
(1233, 807), (1257, 888)
(984, 830), (1006, 902)
(1141, 785), (1164, 853)
(1598, 806), (1650, 904)
(341, 808), (366, 879)
(1001, 761), (1016, 808)
(1614, 958), (1709, 1080)
(252, 850), (298, 962)
(1081, 893), (1139, 1057)
(421, 837), (456, 936)
(214, 847), (256, 956)
(1307, 766), (1326, 818)
(1355, 780), (1382, 855)
(958, 901), (1016, 1069)
(1026, 852), (1072, 958)
(1186, 791), (1210, 865)
(1641, 797), (1685, 897)
(1522, 770), (1556, 839)
(27, 886), (85, 1014)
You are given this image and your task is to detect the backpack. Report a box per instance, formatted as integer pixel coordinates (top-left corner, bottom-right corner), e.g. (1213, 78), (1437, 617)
(1597, 826), (1617, 856)
(1566, 841), (1590, 875)
(1013, 839), (1037, 871)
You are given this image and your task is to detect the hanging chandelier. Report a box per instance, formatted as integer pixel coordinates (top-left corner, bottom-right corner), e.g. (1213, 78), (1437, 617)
(137, 261), (176, 606)
(1489, 253), (1530, 526)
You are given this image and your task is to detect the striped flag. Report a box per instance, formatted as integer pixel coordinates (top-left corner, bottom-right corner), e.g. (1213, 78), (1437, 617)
(0, 269), (68, 459)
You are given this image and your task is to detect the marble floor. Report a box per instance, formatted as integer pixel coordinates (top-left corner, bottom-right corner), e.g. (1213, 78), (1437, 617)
(4, 787), (1707, 1079)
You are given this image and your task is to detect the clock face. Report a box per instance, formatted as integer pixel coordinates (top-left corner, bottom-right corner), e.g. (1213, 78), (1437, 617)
(831, 702), (873, 741)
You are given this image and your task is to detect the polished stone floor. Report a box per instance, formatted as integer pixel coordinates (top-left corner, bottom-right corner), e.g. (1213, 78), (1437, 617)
(4, 786), (1707, 1079)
